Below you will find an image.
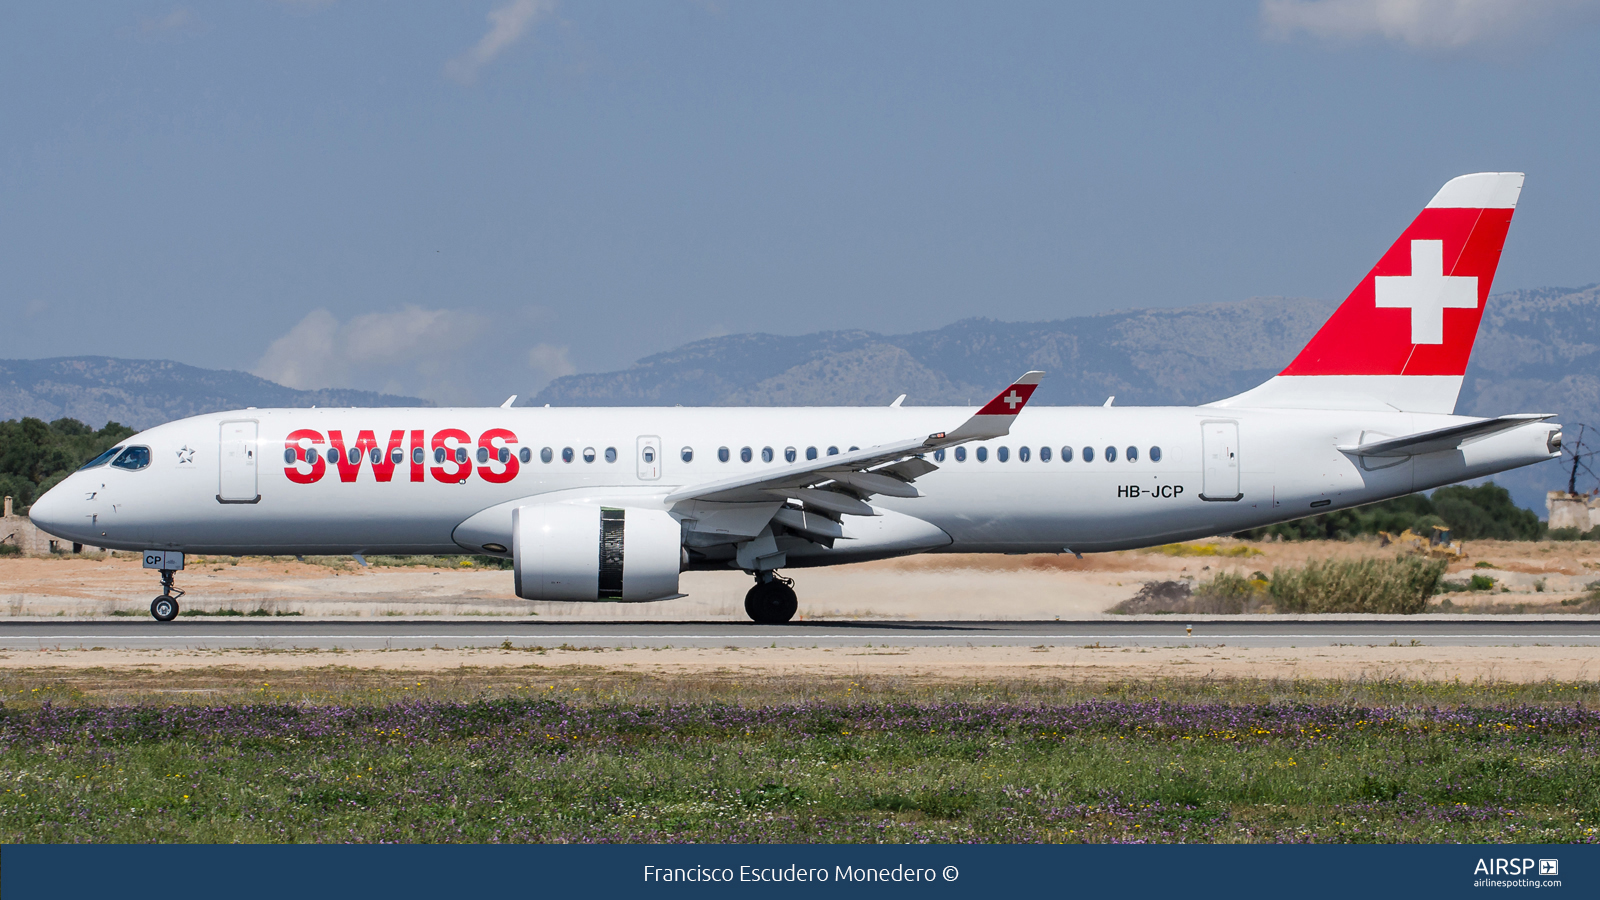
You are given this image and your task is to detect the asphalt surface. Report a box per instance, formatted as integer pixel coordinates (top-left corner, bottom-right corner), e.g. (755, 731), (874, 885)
(3, 618), (1599, 650)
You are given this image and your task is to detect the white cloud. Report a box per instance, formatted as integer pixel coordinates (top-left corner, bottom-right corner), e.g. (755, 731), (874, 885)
(1261, 0), (1600, 49)
(527, 343), (577, 384)
(445, 0), (558, 84)
(253, 307), (488, 397)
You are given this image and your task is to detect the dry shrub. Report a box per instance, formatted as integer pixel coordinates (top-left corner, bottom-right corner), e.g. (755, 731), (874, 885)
(1268, 556), (1446, 614)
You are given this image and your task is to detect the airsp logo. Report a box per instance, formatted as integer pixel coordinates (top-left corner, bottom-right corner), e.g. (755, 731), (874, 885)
(1473, 858), (1549, 876)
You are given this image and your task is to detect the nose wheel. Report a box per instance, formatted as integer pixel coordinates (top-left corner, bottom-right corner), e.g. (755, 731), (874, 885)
(150, 568), (184, 622)
(744, 572), (798, 624)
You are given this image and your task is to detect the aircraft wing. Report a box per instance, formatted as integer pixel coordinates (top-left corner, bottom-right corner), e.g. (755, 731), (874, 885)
(666, 371), (1043, 509)
(1337, 413), (1554, 458)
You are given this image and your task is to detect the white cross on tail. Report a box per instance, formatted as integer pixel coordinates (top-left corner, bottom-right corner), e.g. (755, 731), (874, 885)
(1373, 240), (1477, 344)
(1002, 390), (1024, 410)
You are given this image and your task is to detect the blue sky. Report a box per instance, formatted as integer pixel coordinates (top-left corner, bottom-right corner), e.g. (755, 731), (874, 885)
(4, 1), (1598, 404)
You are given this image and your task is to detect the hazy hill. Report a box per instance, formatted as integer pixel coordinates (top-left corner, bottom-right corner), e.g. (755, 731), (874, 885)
(536, 286), (1600, 513)
(0, 357), (428, 431)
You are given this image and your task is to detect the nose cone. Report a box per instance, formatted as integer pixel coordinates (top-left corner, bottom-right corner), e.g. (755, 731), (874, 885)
(27, 479), (76, 539)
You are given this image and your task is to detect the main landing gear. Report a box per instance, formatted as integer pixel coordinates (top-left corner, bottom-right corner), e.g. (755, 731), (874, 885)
(151, 568), (184, 622)
(744, 571), (798, 624)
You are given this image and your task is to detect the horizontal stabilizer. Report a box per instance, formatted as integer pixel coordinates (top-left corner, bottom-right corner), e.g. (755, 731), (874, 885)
(1338, 414), (1553, 458)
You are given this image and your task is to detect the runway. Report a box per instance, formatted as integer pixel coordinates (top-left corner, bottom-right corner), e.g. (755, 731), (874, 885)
(3, 618), (1600, 650)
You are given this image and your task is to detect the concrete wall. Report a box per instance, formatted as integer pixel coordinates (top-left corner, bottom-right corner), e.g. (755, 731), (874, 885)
(1, 496), (106, 555)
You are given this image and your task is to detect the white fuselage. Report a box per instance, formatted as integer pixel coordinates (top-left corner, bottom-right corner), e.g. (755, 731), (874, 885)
(31, 404), (1558, 566)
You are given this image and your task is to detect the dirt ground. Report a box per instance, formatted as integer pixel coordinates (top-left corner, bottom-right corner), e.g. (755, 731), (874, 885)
(2, 537), (1595, 620)
(1, 643), (1597, 684)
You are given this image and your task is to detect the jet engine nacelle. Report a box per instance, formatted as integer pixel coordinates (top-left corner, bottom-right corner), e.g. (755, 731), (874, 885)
(512, 504), (683, 602)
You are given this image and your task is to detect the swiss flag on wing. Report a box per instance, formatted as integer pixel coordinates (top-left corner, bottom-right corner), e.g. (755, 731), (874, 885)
(1280, 173), (1522, 378)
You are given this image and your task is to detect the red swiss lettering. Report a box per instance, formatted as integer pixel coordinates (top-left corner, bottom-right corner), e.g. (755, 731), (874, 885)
(371, 430), (404, 482)
(477, 428), (519, 484)
(284, 429), (326, 484)
(431, 429), (472, 484)
(327, 430), (382, 483)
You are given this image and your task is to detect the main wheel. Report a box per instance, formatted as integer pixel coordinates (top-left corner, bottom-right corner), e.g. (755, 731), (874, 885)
(150, 595), (179, 622)
(744, 580), (798, 624)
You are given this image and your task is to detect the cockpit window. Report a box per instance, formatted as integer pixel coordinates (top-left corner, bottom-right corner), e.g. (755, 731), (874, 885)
(110, 446), (152, 471)
(79, 446), (124, 470)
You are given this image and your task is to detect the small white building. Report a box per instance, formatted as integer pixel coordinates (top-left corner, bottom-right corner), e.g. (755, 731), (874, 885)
(1547, 491), (1599, 533)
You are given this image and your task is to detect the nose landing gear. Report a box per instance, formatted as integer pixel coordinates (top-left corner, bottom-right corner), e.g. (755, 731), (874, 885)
(744, 571), (798, 624)
(150, 568), (184, 622)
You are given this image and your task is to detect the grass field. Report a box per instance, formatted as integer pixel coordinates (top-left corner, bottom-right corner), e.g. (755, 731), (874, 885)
(2, 670), (1598, 844)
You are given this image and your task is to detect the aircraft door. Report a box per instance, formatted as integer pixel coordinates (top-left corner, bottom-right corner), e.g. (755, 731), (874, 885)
(637, 435), (662, 481)
(1200, 420), (1241, 501)
(218, 420), (261, 503)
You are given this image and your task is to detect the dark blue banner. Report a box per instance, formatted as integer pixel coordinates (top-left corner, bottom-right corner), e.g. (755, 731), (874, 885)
(3, 844), (1593, 899)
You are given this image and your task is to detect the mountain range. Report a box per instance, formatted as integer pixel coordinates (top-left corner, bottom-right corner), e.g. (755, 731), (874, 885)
(0, 357), (426, 431)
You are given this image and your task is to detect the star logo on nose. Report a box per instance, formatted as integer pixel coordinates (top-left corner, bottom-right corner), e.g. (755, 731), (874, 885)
(176, 446), (195, 464)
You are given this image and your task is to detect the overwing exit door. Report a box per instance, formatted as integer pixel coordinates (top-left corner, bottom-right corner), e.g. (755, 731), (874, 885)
(1200, 421), (1241, 501)
(218, 420), (261, 503)
(637, 435), (662, 480)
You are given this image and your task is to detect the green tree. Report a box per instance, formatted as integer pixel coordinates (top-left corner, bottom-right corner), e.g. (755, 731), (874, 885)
(0, 417), (135, 514)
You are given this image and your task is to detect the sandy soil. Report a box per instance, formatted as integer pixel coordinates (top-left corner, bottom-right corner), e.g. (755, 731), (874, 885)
(3, 538), (1594, 619)
(1, 644), (1597, 683)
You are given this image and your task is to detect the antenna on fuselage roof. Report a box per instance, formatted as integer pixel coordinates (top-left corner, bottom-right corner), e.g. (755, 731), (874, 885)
(501, 395), (517, 408)
(889, 394), (906, 408)
(1103, 396), (1115, 407)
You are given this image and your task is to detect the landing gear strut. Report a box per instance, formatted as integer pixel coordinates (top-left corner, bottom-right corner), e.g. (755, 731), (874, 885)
(150, 568), (183, 622)
(744, 571), (798, 624)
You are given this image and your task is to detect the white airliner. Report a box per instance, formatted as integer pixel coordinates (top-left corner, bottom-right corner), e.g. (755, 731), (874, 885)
(30, 173), (1561, 623)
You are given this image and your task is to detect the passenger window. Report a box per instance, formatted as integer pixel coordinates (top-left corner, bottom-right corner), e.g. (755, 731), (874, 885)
(827, 446), (839, 456)
(976, 446), (988, 462)
(1126, 445), (1138, 462)
(79, 446), (124, 470)
(307, 448), (321, 465)
(372, 448), (383, 465)
(413, 448), (425, 465)
(283, 448), (295, 465)
(718, 447), (730, 463)
(540, 447), (553, 464)
(391, 448), (404, 465)
(806, 446), (818, 460)
(997, 446), (1009, 462)
(111, 446), (151, 471)
(561, 447), (574, 463)
(604, 447), (617, 463)
(934, 448), (945, 462)
(784, 447), (796, 463)
(954, 447), (966, 462)
(499, 446), (511, 464)
(849, 446), (859, 451)
(476, 447), (489, 464)
(740, 446), (753, 463)
(1019, 446), (1030, 462)
(1081, 446), (1093, 463)
(1040, 446), (1051, 462)
(519, 447), (532, 464)
(455, 447), (468, 464)
(1150, 446), (1162, 462)
(583, 447), (596, 463)
(1104, 446), (1117, 463)
(350, 448), (362, 465)
(681, 447), (693, 463)
(761, 447), (774, 463)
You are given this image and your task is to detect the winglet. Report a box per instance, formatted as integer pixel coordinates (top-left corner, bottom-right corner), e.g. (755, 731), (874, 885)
(932, 371), (1044, 445)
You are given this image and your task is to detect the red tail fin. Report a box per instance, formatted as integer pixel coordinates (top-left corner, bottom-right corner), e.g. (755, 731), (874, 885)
(1215, 172), (1522, 413)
